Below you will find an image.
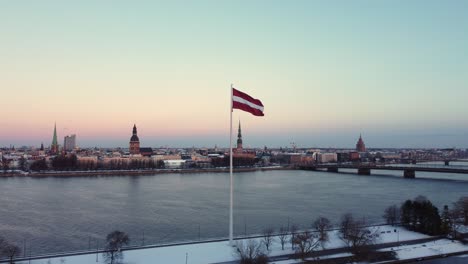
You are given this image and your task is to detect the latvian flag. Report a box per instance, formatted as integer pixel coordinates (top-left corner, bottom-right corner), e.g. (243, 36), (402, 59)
(232, 88), (264, 116)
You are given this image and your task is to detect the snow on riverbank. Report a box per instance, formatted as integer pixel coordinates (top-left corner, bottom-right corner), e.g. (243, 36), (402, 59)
(13, 226), (436, 264)
(379, 238), (468, 261)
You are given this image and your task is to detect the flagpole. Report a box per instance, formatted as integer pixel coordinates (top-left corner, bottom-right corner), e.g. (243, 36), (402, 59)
(229, 84), (234, 245)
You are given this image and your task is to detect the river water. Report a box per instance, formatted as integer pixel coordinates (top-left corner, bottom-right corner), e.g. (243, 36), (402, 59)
(0, 167), (467, 255)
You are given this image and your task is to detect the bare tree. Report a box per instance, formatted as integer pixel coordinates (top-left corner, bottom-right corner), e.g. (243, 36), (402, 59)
(2, 242), (21, 264)
(2, 157), (10, 173)
(289, 224), (298, 250)
(261, 228), (274, 252)
(104, 230), (130, 264)
(313, 216), (332, 246)
(339, 214), (378, 258)
(383, 205), (400, 226)
(235, 239), (268, 264)
(293, 231), (321, 260)
(339, 213), (353, 239)
(278, 226), (288, 250)
(453, 196), (468, 225)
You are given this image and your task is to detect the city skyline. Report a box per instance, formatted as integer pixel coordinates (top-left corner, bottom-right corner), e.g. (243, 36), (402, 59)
(1, 1), (468, 148)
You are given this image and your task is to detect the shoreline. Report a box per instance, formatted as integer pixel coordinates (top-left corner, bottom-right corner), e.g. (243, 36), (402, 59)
(0, 166), (293, 177)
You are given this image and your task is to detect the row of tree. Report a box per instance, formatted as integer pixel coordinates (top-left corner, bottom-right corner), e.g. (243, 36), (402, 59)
(26, 155), (166, 172)
(383, 196), (468, 237)
(211, 156), (258, 167)
(0, 231), (129, 264)
(236, 214), (382, 263)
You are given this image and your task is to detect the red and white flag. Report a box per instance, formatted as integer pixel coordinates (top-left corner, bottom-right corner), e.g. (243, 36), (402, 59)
(232, 88), (264, 116)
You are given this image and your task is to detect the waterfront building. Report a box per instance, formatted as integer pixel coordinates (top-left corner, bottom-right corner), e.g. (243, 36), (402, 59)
(139, 147), (153, 157)
(129, 124), (140, 155)
(356, 134), (366, 152)
(349, 151), (360, 161)
(64, 134), (76, 152)
(317, 152), (338, 163)
(50, 123), (59, 154)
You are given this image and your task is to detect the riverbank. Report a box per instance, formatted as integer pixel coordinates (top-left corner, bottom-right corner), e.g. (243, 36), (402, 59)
(0, 166), (292, 177)
(7, 225), (468, 264)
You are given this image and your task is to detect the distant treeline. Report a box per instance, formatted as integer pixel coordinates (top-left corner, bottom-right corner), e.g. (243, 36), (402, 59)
(28, 154), (166, 171)
(26, 154), (260, 172)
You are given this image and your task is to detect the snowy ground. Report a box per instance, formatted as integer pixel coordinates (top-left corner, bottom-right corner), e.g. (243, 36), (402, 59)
(12, 226), (458, 264)
(379, 238), (468, 261)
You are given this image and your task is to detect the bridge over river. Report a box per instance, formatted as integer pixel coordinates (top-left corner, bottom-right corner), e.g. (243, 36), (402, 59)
(299, 164), (468, 178)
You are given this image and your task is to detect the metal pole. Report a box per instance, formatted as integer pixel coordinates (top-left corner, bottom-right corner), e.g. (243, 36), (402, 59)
(185, 252), (188, 264)
(96, 240), (99, 262)
(229, 84), (234, 245)
(244, 217), (247, 237)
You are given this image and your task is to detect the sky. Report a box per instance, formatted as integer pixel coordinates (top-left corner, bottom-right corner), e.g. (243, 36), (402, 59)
(1, 0), (468, 148)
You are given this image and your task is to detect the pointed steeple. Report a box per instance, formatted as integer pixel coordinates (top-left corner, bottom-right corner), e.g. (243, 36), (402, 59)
(51, 122), (59, 154)
(237, 121), (243, 149)
(133, 124), (137, 135)
(356, 133), (366, 152)
(52, 123), (58, 146)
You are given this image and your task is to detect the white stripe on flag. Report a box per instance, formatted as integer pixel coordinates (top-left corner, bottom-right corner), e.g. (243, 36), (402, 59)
(232, 96), (264, 112)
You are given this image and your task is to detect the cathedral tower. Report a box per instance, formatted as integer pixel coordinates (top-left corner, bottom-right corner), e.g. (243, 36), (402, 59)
(129, 124), (140, 155)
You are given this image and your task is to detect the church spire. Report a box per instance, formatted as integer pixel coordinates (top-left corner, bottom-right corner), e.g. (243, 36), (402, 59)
(237, 121), (243, 149)
(52, 122), (58, 145)
(51, 122), (59, 154)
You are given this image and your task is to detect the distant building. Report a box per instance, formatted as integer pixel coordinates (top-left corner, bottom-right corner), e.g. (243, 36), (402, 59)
(317, 153), (337, 163)
(349, 151), (360, 161)
(50, 123), (59, 154)
(139, 147), (153, 157)
(129, 124), (140, 155)
(356, 134), (366, 152)
(64, 134), (76, 152)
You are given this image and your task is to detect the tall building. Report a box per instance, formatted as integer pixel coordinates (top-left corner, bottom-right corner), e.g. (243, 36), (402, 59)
(233, 121), (255, 159)
(64, 134), (76, 152)
(129, 124), (140, 155)
(356, 134), (366, 152)
(51, 123), (59, 154)
(236, 121), (243, 151)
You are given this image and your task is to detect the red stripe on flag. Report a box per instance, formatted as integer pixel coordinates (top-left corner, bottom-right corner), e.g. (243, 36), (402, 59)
(233, 101), (264, 116)
(233, 88), (264, 107)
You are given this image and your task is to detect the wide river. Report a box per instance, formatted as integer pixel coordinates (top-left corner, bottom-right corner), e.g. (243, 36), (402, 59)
(0, 164), (467, 255)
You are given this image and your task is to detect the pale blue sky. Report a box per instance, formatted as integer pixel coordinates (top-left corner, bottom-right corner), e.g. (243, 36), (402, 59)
(1, 1), (467, 148)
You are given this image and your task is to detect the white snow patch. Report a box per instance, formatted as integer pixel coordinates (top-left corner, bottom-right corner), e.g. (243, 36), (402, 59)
(379, 239), (468, 260)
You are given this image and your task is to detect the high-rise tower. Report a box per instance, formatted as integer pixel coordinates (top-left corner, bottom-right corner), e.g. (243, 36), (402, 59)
(129, 124), (140, 155)
(236, 121), (243, 151)
(356, 134), (366, 152)
(64, 134), (76, 152)
(51, 123), (59, 154)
